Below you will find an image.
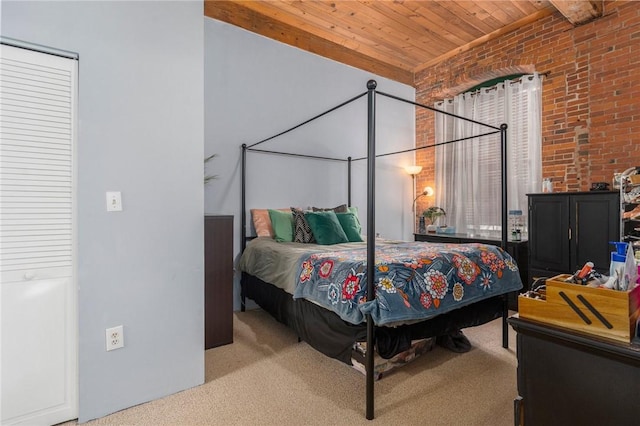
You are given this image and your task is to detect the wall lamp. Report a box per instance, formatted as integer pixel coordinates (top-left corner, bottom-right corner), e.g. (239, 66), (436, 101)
(405, 165), (433, 210)
(413, 186), (434, 209)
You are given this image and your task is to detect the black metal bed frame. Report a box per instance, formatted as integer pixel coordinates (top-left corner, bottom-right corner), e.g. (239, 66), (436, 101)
(240, 80), (510, 420)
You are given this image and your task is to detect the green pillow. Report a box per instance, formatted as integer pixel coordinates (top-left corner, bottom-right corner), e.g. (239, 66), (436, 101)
(347, 206), (362, 225)
(268, 209), (293, 242)
(336, 212), (364, 242)
(304, 211), (349, 245)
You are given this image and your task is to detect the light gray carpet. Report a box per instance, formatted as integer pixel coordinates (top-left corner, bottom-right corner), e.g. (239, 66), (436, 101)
(70, 309), (518, 425)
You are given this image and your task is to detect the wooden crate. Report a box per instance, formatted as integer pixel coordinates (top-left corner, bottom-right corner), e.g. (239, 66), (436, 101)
(518, 274), (640, 343)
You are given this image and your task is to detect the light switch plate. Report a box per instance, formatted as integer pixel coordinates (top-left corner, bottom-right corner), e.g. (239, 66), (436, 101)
(106, 191), (122, 212)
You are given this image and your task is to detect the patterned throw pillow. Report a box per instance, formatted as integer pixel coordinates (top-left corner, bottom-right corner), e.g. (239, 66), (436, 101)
(311, 204), (348, 213)
(291, 208), (315, 243)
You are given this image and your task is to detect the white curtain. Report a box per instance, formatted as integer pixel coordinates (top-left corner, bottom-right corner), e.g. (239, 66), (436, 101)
(434, 74), (542, 237)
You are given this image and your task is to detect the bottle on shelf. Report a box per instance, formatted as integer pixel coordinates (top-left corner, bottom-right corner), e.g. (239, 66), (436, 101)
(509, 209), (523, 242)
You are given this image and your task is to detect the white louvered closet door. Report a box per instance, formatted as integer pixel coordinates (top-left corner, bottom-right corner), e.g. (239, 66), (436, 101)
(0, 43), (78, 425)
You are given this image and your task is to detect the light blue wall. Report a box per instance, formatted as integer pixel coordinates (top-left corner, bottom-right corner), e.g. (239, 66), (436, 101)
(204, 19), (417, 310)
(1, 1), (417, 421)
(2, 1), (204, 422)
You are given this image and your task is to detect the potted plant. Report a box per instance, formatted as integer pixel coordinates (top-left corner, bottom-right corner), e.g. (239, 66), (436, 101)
(204, 153), (218, 185)
(422, 206), (446, 233)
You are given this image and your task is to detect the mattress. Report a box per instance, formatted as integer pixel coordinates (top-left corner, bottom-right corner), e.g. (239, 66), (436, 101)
(239, 237), (523, 327)
(238, 237), (368, 294)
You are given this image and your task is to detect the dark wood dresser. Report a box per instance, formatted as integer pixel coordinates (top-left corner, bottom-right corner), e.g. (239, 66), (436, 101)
(509, 315), (640, 426)
(204, 215), (234, 349)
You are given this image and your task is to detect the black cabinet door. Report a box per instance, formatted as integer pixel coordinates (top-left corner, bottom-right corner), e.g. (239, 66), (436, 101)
(528, 192), (620, 284)
(528, 195), (570, 273)
(570, 193), (619, 273)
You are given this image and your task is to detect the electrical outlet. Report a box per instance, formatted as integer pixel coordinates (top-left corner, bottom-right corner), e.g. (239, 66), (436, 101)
(106, 325), (124, 351)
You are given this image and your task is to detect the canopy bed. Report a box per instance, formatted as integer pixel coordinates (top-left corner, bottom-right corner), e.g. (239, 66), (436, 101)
(238, 80), (521, 420)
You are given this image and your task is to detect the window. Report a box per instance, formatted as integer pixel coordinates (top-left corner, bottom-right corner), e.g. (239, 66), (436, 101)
(434, 74), (542, 237)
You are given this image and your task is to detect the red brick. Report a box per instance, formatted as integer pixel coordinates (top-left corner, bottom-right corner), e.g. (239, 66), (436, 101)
(413, 1), (640, 193)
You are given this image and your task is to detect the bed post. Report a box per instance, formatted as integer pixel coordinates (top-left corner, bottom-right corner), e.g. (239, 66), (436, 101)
(365, 79), (377, 421)
(241, 143), (247, 312)
(347, 156), (352, 206)
(500, 124), (508, 251)
(500, 123), (509, 348)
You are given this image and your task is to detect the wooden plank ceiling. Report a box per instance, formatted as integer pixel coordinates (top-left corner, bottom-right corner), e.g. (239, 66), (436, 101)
(204, 1), (604, 86)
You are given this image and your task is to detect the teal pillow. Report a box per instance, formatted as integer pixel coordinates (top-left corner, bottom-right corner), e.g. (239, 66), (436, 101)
(268, 209), (293, 242)
(347, 206), (362, 226)
(304, 211), (349, 245)
(336, 212), (364, 242)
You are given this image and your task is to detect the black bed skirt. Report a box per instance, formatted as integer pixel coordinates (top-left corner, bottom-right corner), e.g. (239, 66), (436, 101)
(242, 272), (505, 365)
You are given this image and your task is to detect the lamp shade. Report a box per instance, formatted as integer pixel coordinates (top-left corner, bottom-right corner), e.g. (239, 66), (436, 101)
(405, 165), (422, 175)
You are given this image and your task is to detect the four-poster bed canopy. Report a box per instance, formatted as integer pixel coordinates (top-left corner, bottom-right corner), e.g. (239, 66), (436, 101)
(238, 80), (519, 420)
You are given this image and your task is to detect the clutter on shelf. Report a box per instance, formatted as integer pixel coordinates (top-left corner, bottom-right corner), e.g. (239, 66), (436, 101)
(518, 272), (640, 343)
(522, 241), (639, 296)
(508, 209), (524, 241)
(619, 166), (640, 262)
(519, 240), (639, 343)
(567, 242), (637, 291)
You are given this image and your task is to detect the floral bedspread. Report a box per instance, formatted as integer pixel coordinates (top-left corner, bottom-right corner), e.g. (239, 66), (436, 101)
(292, 241), (523, 326)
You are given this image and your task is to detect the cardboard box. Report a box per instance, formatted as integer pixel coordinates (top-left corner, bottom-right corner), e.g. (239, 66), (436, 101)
(518, 274), (640, 343)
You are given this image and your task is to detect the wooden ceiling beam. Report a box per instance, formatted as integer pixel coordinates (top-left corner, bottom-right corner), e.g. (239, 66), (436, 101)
(549, 0), (603, 25)
(413, 8), (555, 73)
(204, 0), (414, 86)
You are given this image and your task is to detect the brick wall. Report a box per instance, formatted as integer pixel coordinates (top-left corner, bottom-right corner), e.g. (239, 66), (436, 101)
(413, 1), (639, 214)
